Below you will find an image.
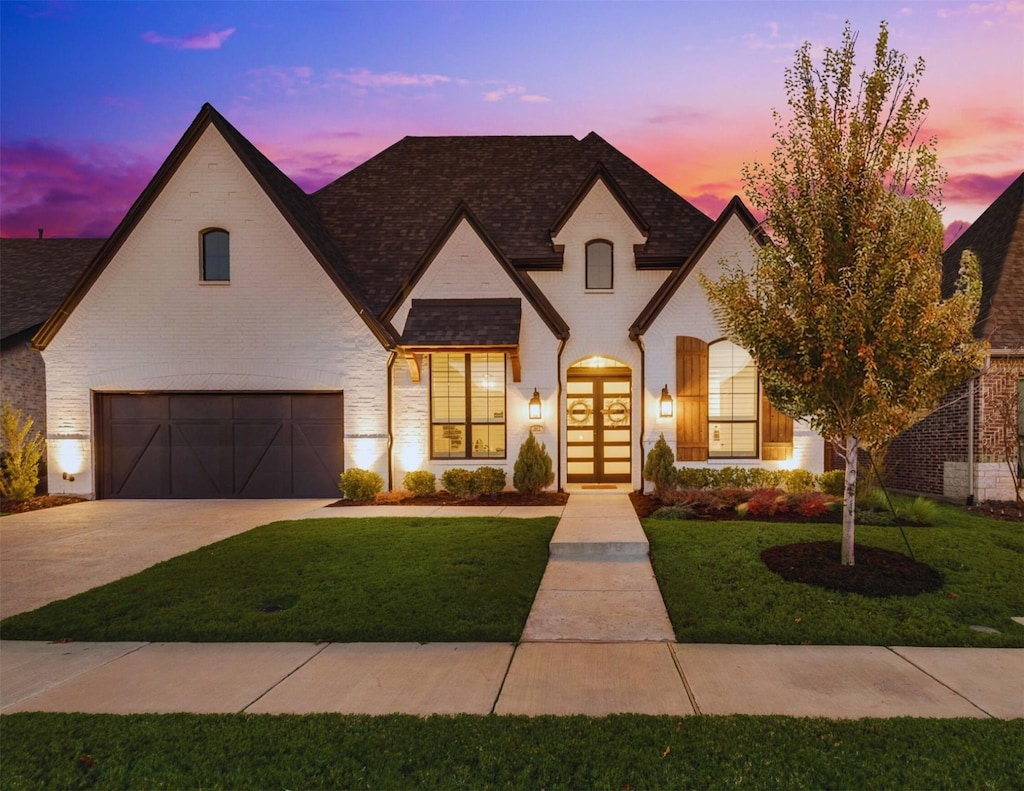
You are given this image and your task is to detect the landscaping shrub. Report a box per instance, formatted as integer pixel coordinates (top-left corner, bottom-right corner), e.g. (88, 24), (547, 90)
(817, 469), (846, 496)
(338, 468), (384, 502)
(0, 400), (45, 502)
(899, 496), (940, 526)
(676, 467), (713, 490)
(513, 434), (554, 495)
(791, 491), (830, 517)
(403, 471), (436, 497)
(714, 466), (751, 489)
(745, 488), (788, 517)
(643, 434), (677, 497)
(860, 487), (893, 512)
(780, 468), (817, 493)
(651, 505), (698, 520)
(473, 466), (506, 496)
(747, 468), (783, 489)
(441, 468), (474, 497)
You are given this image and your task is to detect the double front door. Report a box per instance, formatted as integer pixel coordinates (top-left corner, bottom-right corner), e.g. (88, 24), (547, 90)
(566, 372), (631, 483)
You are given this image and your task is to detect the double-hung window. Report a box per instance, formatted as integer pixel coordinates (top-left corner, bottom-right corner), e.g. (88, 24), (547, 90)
(707, 340), (758, 458)
(430, 352), (506, 458)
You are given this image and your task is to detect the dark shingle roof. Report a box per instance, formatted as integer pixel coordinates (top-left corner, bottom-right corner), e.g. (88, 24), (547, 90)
(313, 133), (713, 315)
(401, 299), (522, 346)
(1, 238), (104, 342)
(943, 172), (1024, 347)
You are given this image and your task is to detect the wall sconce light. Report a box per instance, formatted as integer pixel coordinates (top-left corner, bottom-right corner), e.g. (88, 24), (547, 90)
(528, 388), (542, 421)
(659, 385), (673, 418)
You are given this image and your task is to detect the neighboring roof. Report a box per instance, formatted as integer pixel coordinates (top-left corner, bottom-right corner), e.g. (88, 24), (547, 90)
(0, 238), (104, 345)
(629, 196), (763, 338)
(943, 172), (1024, 347)
(400, 298), (522, 347)
(33, 104), (394, 351)
(313, 131), (713, 315)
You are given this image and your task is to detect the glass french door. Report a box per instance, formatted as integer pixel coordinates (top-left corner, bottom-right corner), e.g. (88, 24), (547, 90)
(566, 372), (632, 483)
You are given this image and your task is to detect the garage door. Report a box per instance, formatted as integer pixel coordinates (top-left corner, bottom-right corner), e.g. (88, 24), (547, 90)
(96, 393), (344, 498)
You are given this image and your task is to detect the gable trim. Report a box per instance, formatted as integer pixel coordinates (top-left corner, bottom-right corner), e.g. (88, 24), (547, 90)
(382, 202), (570, 341)
(33, 103), (394, 351)
(550, 162), (651, 241)
(629, 195), (763, 339)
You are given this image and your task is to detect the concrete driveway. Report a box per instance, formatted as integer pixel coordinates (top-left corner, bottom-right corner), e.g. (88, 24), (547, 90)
(0, 499), (334, 618)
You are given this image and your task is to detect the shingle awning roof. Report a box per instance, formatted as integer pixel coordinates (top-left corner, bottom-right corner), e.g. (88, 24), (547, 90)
(399, 298), (523, 381)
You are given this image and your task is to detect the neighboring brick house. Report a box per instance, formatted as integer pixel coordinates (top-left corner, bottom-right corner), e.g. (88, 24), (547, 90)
(32, 103), (824, 499)
(1, 237), (103, 442)
(885, 172), (1024, 504)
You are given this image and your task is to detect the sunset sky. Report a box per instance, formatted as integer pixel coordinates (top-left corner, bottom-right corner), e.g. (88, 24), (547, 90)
(2, 0), (1022, 242)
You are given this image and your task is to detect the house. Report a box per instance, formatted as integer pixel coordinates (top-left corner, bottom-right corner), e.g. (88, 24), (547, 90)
(885, 172), (1024, 504)
(1, 236), (104, 442)
(33, 103), (825, 499)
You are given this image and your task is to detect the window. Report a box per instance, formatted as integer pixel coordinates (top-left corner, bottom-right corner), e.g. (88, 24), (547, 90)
(201, 229), (230, 281)
(586, 240), (613, 289)
(708, 340), (758, 458)
(675, 335), (793, 462)
(430, 352), (506, 459)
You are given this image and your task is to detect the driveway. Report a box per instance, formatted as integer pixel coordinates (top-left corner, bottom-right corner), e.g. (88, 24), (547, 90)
(0, 499), (334, 618)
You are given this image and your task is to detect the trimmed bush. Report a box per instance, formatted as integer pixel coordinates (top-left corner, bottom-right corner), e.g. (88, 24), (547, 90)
(747, 468), (783, 490)
(817, 469), (846, 496)
(441, 468), (474, 497)
(676, 467), (714, 490)
(338, 468), (383, 502)
(473, 466), (506, 496)
(643, 434), (676, 498)
(403, 471), (436, 497)
(781, 468), (817, 493)
(513, 434), (554, 495)
(714, 466), (751, 489)
(0, 400), (45, 502)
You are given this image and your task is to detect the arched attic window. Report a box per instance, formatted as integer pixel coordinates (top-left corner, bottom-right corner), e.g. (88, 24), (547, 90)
(201, 228), (230, 282)
(585, 240), (613, 290)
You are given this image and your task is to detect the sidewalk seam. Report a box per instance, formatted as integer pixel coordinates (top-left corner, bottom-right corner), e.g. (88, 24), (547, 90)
(884, 646), (995, 719)
(490, 643), (519, 714)
(668, 644), (702, 715)
(239, 641), (333, 714)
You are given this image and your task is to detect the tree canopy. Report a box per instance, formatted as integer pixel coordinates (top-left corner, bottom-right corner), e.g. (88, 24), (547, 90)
(702, 21), (986, 564)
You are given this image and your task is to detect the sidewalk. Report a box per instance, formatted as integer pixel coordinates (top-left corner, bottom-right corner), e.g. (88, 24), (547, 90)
(2, 494), (1022, 719)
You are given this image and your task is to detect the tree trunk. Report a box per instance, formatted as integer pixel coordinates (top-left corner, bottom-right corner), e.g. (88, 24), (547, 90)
(842, 434), (859, 566)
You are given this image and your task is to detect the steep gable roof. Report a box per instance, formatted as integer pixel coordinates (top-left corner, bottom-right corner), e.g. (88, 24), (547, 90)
(33, 104), (393, 350)
(943, 172), (1024, 348)
(629, 196), (763, 338)
(1, 238), (104, 346)
(313, 132), (713, 315)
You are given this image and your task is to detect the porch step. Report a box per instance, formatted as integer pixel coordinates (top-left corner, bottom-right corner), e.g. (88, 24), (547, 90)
(547, 500), (650, 560)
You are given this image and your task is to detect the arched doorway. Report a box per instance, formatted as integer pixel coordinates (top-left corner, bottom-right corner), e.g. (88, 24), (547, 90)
(566, 357), (632, 484)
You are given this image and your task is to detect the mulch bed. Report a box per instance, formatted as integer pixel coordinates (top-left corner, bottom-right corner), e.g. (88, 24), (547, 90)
(761, 541), (944, 597)
(966, 500), (1023, 522)
(1, 495), (88, 514)
(329, 490), (570, 508)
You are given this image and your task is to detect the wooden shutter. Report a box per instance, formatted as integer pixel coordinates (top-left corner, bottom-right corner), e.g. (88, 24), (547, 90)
(676, 336), (708, 461)
(761, 394), (793, 461)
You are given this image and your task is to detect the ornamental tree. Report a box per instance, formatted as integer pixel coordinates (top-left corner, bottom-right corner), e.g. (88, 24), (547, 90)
(702, 21), (986, 565)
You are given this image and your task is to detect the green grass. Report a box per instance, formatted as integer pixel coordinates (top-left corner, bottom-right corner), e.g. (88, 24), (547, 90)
(2, 712), (1020, 790)
(645, 504), (1024, 646)
(0, 517), (557, 643)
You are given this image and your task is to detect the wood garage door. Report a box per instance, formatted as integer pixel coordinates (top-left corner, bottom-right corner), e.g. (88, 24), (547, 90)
(96, 393), (344, 499)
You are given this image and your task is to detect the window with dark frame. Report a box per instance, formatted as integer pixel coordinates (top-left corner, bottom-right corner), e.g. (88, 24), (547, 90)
(430, 352), (506, 459)
(201, 229), (230, 282)
(707, 339), (758, 458)
(585, 240), (613, 289)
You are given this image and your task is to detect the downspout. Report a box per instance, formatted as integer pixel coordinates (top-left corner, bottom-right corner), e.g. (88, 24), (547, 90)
(386, 350), (397, 492)
(556, 337), (567, 492)
(631, 330), (646, 494)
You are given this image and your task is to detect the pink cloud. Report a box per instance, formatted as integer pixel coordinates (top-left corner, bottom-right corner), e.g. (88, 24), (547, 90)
(944, 170), (1020, 203)
(141, 28), (236, 50)
(0, 139), (156, 237)
(337, 68), (451, 88)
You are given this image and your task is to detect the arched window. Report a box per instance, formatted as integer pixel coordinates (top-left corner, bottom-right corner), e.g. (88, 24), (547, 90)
(707, 339), (758, 458)
(201, 229), (230, 282)
(585, 240), (613, 290)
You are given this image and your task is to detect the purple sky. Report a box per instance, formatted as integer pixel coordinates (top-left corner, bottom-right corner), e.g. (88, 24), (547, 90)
(2, 1), (1022, 243)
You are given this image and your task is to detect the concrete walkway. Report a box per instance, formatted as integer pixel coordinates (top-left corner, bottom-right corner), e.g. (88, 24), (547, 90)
(2, 494), (1022, 718)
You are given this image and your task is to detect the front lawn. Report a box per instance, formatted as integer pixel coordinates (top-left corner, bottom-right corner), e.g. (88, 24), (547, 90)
(644, 506), (1024, 647)
(0, 517), (557, 643)
(2, 712), (1019, 790)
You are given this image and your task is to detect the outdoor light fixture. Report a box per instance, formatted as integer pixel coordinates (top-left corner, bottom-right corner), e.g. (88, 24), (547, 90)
(529, 388), (542, 420)
(659, 385), (673, 418)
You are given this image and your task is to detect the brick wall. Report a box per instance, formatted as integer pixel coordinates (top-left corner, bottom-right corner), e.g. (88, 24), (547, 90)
(0, 343), (47, 438)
